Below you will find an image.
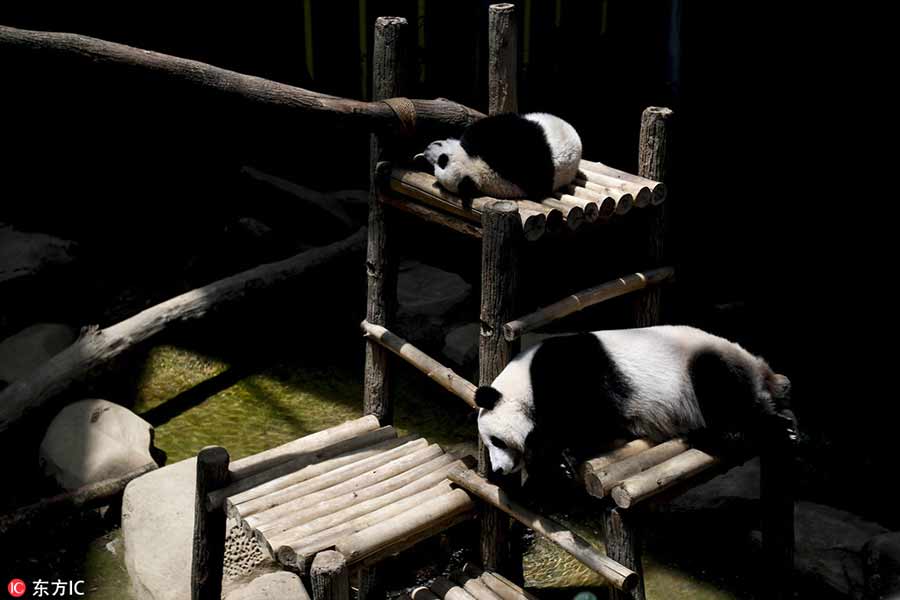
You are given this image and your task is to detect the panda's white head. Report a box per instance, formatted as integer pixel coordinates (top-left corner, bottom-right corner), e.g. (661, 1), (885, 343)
(424, 138), (489, 197)
(474, 351), (538, 478)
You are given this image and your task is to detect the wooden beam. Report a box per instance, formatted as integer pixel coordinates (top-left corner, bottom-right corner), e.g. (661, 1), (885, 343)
(0, 25), (483, 137)
(0, 229), (367, 433)
(361, 321), (478, 409)
(503, 267), (675, 341)
(448, 468), (638, 591)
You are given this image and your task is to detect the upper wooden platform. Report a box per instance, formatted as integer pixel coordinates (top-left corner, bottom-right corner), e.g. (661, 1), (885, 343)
(381, 159), (667, 241)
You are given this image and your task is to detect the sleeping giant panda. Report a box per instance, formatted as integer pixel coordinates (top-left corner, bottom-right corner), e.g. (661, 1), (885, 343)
(475, 326), (796, 487)
(423, 112), (582, 199)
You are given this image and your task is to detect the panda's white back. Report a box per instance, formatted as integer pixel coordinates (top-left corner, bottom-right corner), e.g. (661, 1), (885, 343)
(524, 113), (583, 190)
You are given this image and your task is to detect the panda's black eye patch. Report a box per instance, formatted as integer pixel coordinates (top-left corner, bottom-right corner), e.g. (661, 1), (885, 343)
(490, 436), (508, 451)
(437, 154), (449, 169)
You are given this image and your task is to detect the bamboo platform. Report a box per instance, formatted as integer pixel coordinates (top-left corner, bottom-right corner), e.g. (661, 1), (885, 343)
(579, 438), (722, 509)
(382, 159), (666, 242)
(207, 416), (477, 573)
(406, 563), (540, 600)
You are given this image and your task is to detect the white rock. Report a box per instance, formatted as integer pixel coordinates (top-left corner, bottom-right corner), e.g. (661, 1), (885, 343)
(39, 399), (157, 490)
(0, 323), (76, 384)
(122, 457), (269, 600)
(224, 572), (309, 600)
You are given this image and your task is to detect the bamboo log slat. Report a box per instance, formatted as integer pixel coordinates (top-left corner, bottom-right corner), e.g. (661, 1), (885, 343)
(579, 167), (652, 208)
(381, 193), (482, 238)
(587, 439), (690, 500)
(210, 425), (397, 510)
(503, 267), (675, 341)
(573, 178), (633, 215)
(430, 576), (478, 600)
(221, 431), (409, 512)
(411, 588), (441, 600)
(448, 468), (638, 591)
(581, 160), (667, 206)
(450, 570), (505, 600)
(361, 320), (478, 409)
(611, 448), (720, 509)
(579, 440), (656, 496)
(334, 488), (476, 564)
(461, 564), (539, 600)
(240, 440), (438, 524)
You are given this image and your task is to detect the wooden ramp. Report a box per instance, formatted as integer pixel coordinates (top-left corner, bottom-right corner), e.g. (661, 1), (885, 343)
(206, 416), (476, 573)
(408, 563), (539, 600)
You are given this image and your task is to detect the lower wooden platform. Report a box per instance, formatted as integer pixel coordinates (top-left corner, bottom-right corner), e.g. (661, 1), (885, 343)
(408, 563), (538, 600)
(207, 416), (476, 573)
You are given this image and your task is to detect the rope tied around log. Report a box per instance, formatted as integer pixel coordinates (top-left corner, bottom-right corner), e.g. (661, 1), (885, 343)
(382, 97), (417, 137)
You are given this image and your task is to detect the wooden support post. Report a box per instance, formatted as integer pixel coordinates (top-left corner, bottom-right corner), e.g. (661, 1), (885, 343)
(602, 507), (646, 600)
(489, 3), (518, 115)
(310, 551), (350, 600)
(364, 16), (407, 426)
(761, 442), (795, 599)
(478, 200), (522, 579)
(191, 446), (230, 600)
(632, 106), (673, 327)
(357, 567), (381, 600)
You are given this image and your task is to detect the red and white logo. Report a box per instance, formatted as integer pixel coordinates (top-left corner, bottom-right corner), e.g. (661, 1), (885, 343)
(7, 579), (26, 598)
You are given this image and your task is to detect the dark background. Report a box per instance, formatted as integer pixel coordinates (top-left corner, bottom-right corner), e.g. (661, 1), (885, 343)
(1, 2), (876, 525)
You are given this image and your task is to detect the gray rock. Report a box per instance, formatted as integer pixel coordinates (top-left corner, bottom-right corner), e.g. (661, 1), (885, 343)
(0, 323), (76, 384)
(443, 322), (480, 366)
(40, 399), (157, 490)
(668, 457), (760, 513)
(397, 261), (472, 343)
(0, 224), (76, 285)
(224, 572), (309, 600)
(863, 531), (900, 599)
(122, 457), (270, 600)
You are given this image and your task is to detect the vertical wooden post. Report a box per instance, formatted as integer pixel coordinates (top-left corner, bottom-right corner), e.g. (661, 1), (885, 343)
(357, 566), (382, 600)
(363, 16), (407, 426)
(311, 551), (350, 600)
(632, 106), (674, 327)
(602, 507), (646, 600)
(191, 446), (230, 600)
(488, 3), (518, 115)
(478, 200), (522, 578)
(761, 443), (795, 599)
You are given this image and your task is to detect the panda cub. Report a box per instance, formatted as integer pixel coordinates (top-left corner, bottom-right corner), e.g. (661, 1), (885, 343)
(423, 112), (582, 199)
(475, 326), (796, 487)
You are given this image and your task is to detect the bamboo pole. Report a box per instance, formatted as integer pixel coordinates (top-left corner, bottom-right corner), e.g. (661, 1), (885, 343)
(364, 16), (408, 426)
(228, 415), (381, 480)
(334, 489), (476, 563)
(280, 481), (457, 568)
(221, 431), (409, 512)
(611, 448), (720, 509)
(478, 200), (522, 577)
(553, 192), (599, 223)
(503, 267), (675, 341)
(191, 447), (230, 600)
(540, 198), (584, 230)
(249, 447), (450, 535)
(0, 229), (368, 433)
(211, 425), (396, 509)
(448, 468), (638, 591)
(361, 321), (478, 409)
(564, 185), (616, 218)
(380, 193), (483, 238)
(586, 439), (690, 500)
(431, 576), (478, 600)
(310, 551), (350, 600)
(252, 454), (464, 547)
(239, 440), (436, 522)
(388, 169), (546, 241)
(579, 440), (656, 497)
(580, 160), (667, 206)
(357, 509), (475, 568)
(632, 107), (674, 328)
(461, 564), (539, 600)
(573, 178), (633, 215)
(578, 168), (652, 208)
(0, 25), (483, 137)
(450, 570), (505, 600)
(0, 462), (156, 535)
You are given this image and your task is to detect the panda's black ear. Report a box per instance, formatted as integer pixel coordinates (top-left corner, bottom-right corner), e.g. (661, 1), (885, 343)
(458, 175), (479, 198)
(474, 386), (501, 411)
